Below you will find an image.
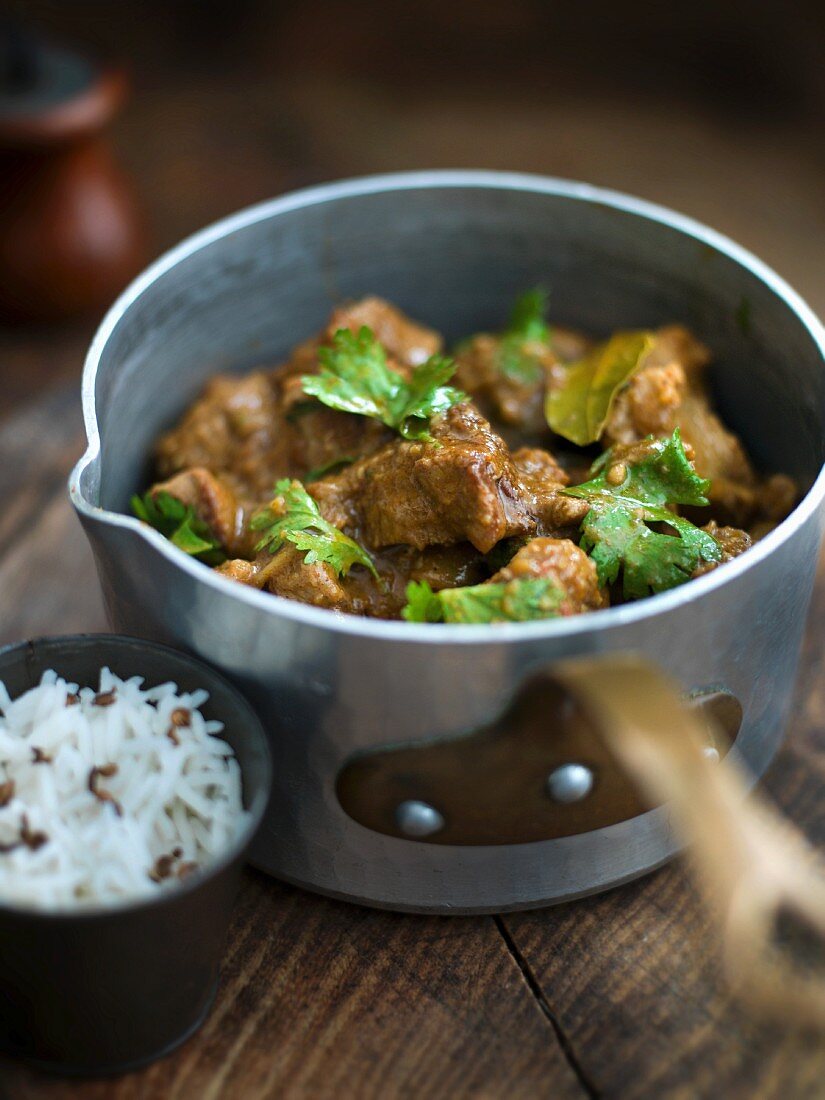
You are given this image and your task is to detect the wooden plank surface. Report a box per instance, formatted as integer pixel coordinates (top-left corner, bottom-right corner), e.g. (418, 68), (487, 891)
(0, 390), (587, 1100)
(1, 388), (825, 1099)
(1, 5), (824, 1094)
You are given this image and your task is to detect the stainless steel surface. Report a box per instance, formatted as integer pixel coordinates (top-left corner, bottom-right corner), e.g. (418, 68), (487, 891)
(546, 764), (595, 804)
(395, 801), (446, 838)
(335, 671), (650, 846)
(69, 171), (825, 913)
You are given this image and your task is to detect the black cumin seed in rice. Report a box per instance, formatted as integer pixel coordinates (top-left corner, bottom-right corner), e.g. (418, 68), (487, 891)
(94, 690), (117, 707)
(88, 764), (122, 816)
(0, 780), (14, 807)
(31, 747), (52, 764)
(20, 815), (49, 851)
(66, 692), (80, 706)
(149, 854), (176, 882)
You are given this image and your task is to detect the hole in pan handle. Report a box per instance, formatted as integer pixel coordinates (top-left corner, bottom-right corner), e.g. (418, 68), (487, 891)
(554, 654), (825, 1028)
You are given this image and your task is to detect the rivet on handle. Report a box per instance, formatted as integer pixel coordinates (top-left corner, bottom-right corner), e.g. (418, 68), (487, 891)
(546, 763), (594, 804)
(395, 800), (445, 838)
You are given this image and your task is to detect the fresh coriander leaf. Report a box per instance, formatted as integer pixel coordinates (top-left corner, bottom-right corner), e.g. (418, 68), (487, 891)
(250, 478), (378, 579)
(440, 577), (563, 623)
(169, 513), (217, 556)
(546, 330), (654, 445)
(301, 327), (395, 422)
(496, 287), (550, 383)
(586, 428), (711, 508)
(401, 576), (564, 624)
(305, 456), (355, 482)
(506, 287), (550, 343)
(575, 499), (720, 599)
(564, 430), (721, 598)
(300, 327), (466, 441)
(131, 491), (226, 565)
(393, 354), (466, 439)
(402, 580), (445, 623)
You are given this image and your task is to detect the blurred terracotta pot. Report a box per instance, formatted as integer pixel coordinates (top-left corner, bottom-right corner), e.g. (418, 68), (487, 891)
(0, 40), (148, 323)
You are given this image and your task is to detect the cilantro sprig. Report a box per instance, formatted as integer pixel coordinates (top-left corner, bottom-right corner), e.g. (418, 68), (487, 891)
(402, 576), (563, 624)
(131, 491), (226, 565)
(250, 478), (378, 579)
(564, 430), (722, 599)
(301, 327), (466, 441)
(496, 287), (551, 383)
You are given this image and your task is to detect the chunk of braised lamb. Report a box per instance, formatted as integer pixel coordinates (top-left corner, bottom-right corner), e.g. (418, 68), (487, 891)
(676, 389), (759, 519)
(272, 325), (405, 476)
(215, 543), (487, 620)
(271, 297), (438, 390)
(601, 360), (685, 445)
(600, 325), (789, 527)
(490, 537), (607, 616)
(214, 558), (262, 587)
(452, 335), (554, 433)
(384, 544), (490, 592)
(310, 403), (536, 553)
(274, 365), (394, 473)
(691, 521), (753, 578)
(325, 297), (442, 367)
(284, 399), (394, 478)
(511, 448), (589, 536)
(646, 324), (712, 376)
(676, 398), (794, 532)
(154, 372), (291, 498)
(453, 326), (591, 434)
(348, 544), (489, 619)
(215, 547), (355, 610)
(263, 547), (354, 610)
(150, 467), (252, 557)
(603, 326), (708, 448)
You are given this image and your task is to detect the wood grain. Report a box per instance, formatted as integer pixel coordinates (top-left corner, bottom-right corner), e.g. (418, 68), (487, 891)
(1, 385), (825, 1098)
(2, 874), (586, 1100)
(0, 390), (586, 1098)
(0, 389), (105, 646)
(0, 5), (824, 1091)
(500, 576), (825, 1100)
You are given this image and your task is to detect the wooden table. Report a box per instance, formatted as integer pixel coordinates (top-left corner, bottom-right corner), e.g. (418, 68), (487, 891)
(2, 5), (825, 1095)
(1, 386), (825, 1099)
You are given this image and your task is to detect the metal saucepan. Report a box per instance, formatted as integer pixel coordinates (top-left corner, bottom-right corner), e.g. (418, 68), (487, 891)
(69, 172), (825, 1020)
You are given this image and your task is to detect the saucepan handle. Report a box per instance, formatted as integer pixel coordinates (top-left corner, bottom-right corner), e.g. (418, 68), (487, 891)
(550, 654), (825, 1026)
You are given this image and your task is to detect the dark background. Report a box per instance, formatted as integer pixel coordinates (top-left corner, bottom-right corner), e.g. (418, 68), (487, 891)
(1, 0), (823, 412)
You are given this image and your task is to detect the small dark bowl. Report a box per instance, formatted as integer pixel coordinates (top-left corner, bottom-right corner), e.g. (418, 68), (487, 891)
(0, 635), (272, 1076)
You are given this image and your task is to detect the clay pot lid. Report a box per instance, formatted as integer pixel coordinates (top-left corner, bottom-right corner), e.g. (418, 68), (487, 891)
(0, 29), (126, 146)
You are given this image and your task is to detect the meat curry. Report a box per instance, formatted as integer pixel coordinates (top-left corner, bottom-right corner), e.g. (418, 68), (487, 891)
(133, 293), (796, 623)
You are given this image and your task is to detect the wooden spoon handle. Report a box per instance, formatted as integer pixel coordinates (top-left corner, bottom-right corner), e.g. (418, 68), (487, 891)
(550, 654), (825, 1026)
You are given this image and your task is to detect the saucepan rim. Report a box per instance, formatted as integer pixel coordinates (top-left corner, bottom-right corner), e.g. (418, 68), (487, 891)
(69, 169), (825, 645)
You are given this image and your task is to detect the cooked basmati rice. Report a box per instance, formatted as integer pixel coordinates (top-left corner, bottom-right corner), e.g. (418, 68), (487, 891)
(0, 668), (249, 909)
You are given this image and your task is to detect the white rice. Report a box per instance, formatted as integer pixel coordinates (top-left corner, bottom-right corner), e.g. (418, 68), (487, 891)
(0, 668), (249, 910)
